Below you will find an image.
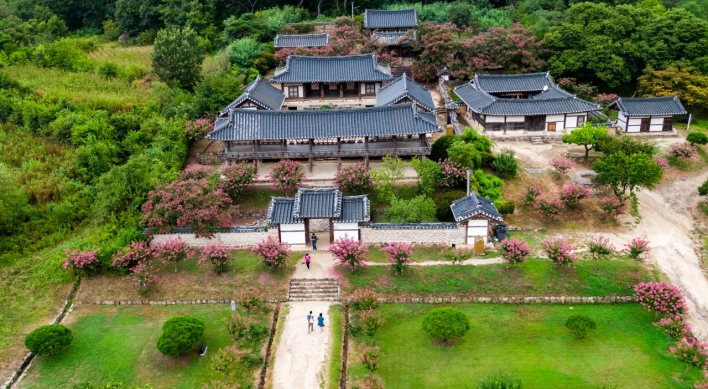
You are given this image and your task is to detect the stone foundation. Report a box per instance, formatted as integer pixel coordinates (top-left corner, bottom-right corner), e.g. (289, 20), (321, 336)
(151, 229), (277, 247)
(360, 225), (466, 245)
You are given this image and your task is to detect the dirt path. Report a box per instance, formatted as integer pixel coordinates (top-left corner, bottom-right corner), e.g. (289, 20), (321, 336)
(272, 301), (333, 389)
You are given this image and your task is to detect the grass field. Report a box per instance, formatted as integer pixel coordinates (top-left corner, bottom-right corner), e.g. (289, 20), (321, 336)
(347, 303), (703, 389)
(339, 258), (650, 297)
(4, 65), (153, 110)
(326, 305), (343, 389)
(19, 304), (268, 389)
(87, 44), (154, 71)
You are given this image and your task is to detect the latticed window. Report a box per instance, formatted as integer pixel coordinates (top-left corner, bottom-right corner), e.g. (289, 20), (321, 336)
(365, 83), (375, 95)
(288, 86), (299, 98)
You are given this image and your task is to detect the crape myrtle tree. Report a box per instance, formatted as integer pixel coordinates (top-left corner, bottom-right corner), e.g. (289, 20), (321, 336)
(410, 22), (461, 82)
(152, 27), (204, 91)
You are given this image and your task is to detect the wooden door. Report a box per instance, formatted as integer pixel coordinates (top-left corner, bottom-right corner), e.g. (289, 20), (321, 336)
(640, 118), (650, 132)
(524, 116), (545, 132)
(547, 122), (556, 132)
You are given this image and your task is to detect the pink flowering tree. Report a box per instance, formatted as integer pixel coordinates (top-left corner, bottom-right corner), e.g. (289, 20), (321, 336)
(599, 197), (626, 218)
(112, 240), (153, 270)
(131, 262), (158, 294)
(222, 162), (258, 201)
(535, 195), (564, 219)
(63, 248), (100, 276)
(266, 159), (305, 197)
(382, 242), (413, 275)
(670, 337), (708, 369)
(633, 282), (688, 317)
(437, 159), (465, 188)
(586, 235), (616, 260)
(198, 241), (235, 275)
(499, 237), (531, 265)
(334, 164), (374, 194)
(328, 234), (369, 270)
(623, 237), (650, 261)
(152, 238), (195, 273)
(556, 184), (590, 209)
(542, 237), (576, 267)
(360, 345), (381, 375)
(549, 157), (575, 176)
(179, 165), (213, 180)
(668, 141), (698, 159)
(654, 315), (692, 340)
(140, 177), (234, 238)
(184, 117), (214, 141)
(520, 181), (542, 206)
(654, 157), (670, 172)
(592, 93), (619, 109)
(251, 235), (290, 268)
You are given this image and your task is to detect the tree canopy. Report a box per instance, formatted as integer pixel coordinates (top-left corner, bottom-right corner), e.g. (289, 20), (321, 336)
(592, 152), (663, 202)
(152, 27), (204, 91)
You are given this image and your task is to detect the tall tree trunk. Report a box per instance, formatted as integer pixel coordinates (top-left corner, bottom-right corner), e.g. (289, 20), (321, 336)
(298, 0), (304, 6)
(317, 0), (322, 16)
(335, 0), (340, 11)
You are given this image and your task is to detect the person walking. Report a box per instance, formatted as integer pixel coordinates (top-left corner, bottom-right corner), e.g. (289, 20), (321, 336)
(317, 312), (325, 333)
(311, 233), (318, 250)
(307, 311), (314, 333)
(305, 253), (311, 271)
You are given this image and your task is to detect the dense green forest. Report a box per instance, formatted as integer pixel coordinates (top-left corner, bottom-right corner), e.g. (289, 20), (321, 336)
(1, 0), (708, 373)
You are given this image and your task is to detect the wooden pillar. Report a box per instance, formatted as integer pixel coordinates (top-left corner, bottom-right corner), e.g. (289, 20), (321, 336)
(253, 159), (258, 167)
(357, 82), (362, 100)
(281, 139), (285, 151)
(337, 137), (341, 151)
(225, 141), (230, 152)
(308, 155), (313, 173)
(364, 155), (369, 169)
(321, 86), (324, 101)
(308, 138), (314, 173)
(340, 83), (343, 99)
(392, 135), (398, 160)
(364, 136), (369, 150)
(337, 157), (342, 171)
(419, 134), (425, 146)
(309, 139), (314, 152)
(303, 85), (307, 99)
(256, 140), (261, 151)
(252, 140), (257, 152)
(304, 219), (311, 247)
(329, 218), (334, 244)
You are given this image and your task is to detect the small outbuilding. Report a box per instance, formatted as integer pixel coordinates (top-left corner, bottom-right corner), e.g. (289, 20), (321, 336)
(608, 96), (687, 133)
(274, 33), (330, 48)
(449, 191), (504, 244)
(266, 188), (370, 246)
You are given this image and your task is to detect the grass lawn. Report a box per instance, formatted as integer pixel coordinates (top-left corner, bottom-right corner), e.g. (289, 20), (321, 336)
(347, 303), (703, 389)
(326, 305), (343, 389)
(77, 250), (300, 303)
(366, 246), (501, 264)
(87, 44), (154, 71)
(339, 258), (650, 297)
(20, 304), (269, 389)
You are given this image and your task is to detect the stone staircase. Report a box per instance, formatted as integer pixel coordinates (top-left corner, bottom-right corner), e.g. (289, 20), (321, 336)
(530, 136), (544, 145)
(288, 278), (340, 301)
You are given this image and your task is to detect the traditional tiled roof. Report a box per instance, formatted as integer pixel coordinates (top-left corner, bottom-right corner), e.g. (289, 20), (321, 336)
(450, 191), (503, 222)
(208, 103), (442, 141)
(336, 195), (370, 223)
(369, 222), (458, 229)
(436, 67), (452, 77)
(219, 77), (285, 113)
(267, 190), (370, 224)
(454, 83), (600, 116)
(266, 197), (302, 224)
(270, 54), (392, 83)
(473, 72), (554, 94)
(274, 33), (330, 48)
(372, 31), (415, 46)
(608, 96), (687, 117)
(364, 9), (418, 29)
(293, 188), (342, 219)
(376, 73), (436, 112)
(418, 111), (437, 125)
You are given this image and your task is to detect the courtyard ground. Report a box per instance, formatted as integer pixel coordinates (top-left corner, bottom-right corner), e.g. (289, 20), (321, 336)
(347, 303), (703, 389)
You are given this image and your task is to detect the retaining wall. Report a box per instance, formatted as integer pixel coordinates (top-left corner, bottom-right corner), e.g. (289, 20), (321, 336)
(360, 224), (466, 245)
(150, 228), (277, 247)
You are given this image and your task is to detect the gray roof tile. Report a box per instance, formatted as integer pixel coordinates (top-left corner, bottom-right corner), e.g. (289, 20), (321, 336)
(364, 9), (419, 29)
(220, 76), (285, 113)
(270, 54), (392, 83)
(294, 188), (342, 218)
(266, 197), (302, 224)
(376, 73), (436, 112)
(274, 33), (330, 48)
(372, 31), (411, 46)
(450, 191), (503, 222)
(337, 195), (370, 223)
(609, 96), (687, 117)
(369, 222), (458, 229)
(207, 103), (442, 141)
(474, 72), (553, 93)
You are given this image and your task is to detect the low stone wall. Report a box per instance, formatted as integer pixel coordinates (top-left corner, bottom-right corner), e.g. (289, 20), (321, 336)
(360, 224), (466, 245)
(151, 229), (277, 248)
(370, 295), (635, 304)
(82, 298), (286, 306)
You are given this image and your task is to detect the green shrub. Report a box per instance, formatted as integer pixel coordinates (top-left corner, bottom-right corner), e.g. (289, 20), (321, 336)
(119, 64), (146, 82)
(95, 62), (119, 78)
(241, 353), (264, 369)
(156, 316), (205, 356)
(102, 20), (121, 41)
(687, 132), (708, 145)
(433, 190), (467, 219)
(491, 149), (518, 178)
(385, 195), (437, 222)
(494, 199), (515, 215)
(421, 307), (470, 341)
(565, 314), (597, 339)
(25, 324), (73, 356)
(477, 374), (523, 389)
(474, 169), (504, 200)
(134, 30), (158, 45)
(430, 134), (456, 162)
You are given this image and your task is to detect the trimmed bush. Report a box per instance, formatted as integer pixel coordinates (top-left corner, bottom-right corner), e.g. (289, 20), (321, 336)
(477, 374), (523, 389)
(156, 316), (205, 356)
(491, 148), (518, 178)
(25, 324), (73, 356)
(495, 199), (515, 215)
(687, 132), (708, 146)
(422, 307), (471, 341)
(430, 134), (456, 162)
(565, 314), (597, 339)
(433, 190), (467, 219)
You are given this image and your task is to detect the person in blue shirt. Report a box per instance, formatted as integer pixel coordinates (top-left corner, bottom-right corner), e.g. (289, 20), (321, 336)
(317, 313), (325, 332)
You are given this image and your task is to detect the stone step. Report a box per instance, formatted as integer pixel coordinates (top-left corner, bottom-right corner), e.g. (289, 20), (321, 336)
(289, 290), (339, 295)
(288, 292), (339, 298)
(288, 297), (340, 301)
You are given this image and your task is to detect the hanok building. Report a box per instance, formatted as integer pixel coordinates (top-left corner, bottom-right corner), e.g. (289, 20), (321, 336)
(217, 76), (285, 114)
(454, 72), (600, 133)
(375, 73), (436, 113)
(269, 54), (392, 109)
(608, 96), (686, 133)
(207, 103), (442, 170)
(273, 33), (330, 49)
(266, 188), (370, 246)
(364, 9), (418, 58)
(450, 191), (504, 244)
